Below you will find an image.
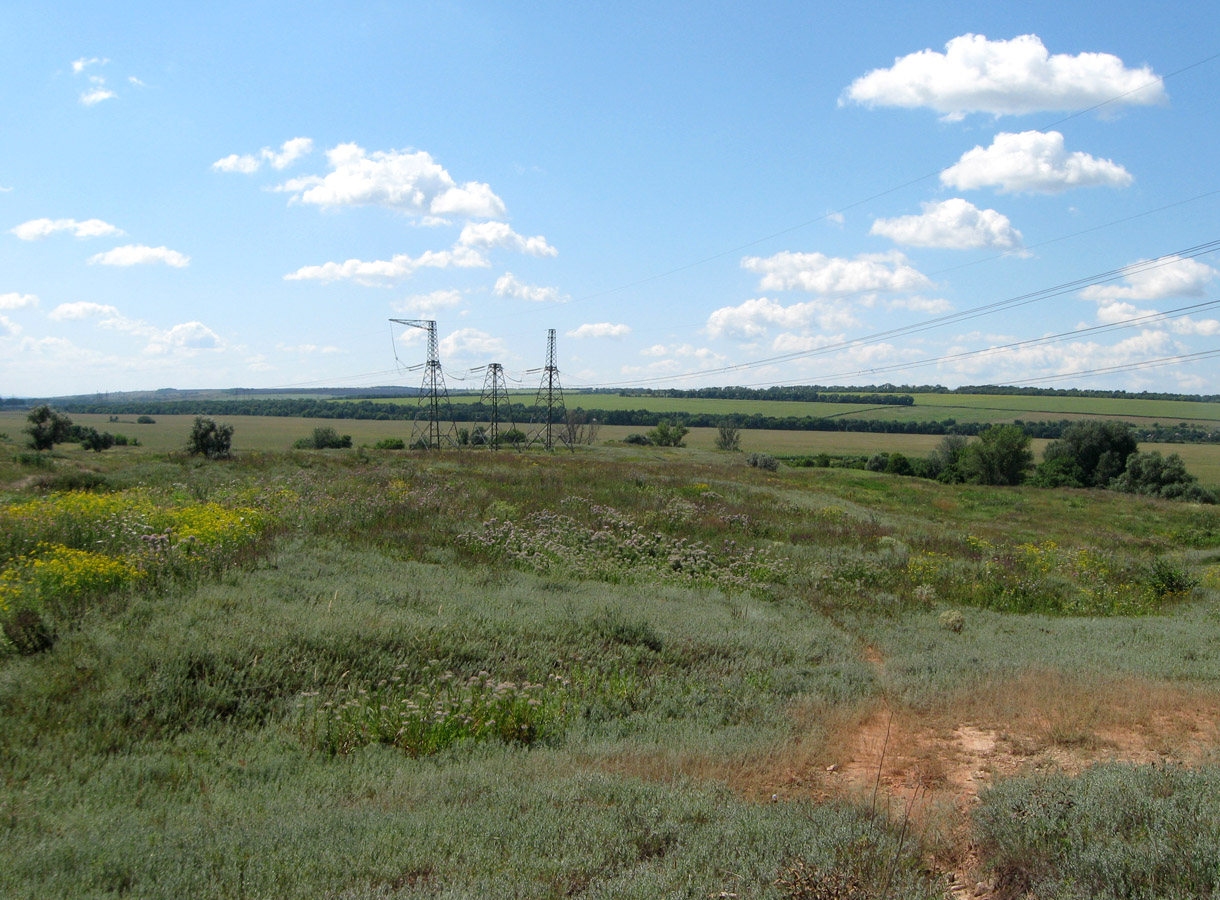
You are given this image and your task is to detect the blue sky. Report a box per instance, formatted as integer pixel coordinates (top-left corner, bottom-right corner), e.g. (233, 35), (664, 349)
(2, 1), (1218, 397)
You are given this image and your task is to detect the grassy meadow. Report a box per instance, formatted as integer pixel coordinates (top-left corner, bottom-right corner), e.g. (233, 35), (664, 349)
(2, 423), (1220, 897)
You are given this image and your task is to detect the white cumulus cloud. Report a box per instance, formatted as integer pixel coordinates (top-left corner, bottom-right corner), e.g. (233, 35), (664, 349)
(741, 250), (931, 295)
(621, 343), (726, 376)
(285, 246), (486, 286)
(1081, 256), (1217, 301)
(276, 143), (506, 219)
(567, 322), (631, 339)
(212, 137), (314, 174)
(0, 316), (20, 336)
(458, 221), (557, 257)
(10, 218), (124, 240)
(493, 272), (566, 303)
(0, 292), (39, 310)
(870, 198), (1022, 249)
(147, 322), (221, 354)
(392, 289), (465, 317)
(49, 301), (221, 354)
(439, 328), (507, 359)
(705, 297), (860, 340)
(941, 131), (1133, 194)
(87, 245), (190, 267)
(842, 33), (1165, 119)
(1092, 300), (1220, 336)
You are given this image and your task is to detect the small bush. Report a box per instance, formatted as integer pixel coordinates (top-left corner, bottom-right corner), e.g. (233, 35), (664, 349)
(938, 609), (964, 633)
(647, 421), (689, 447)
(746, 453), (778, 471)
(884, 452), (913, 476)
(79, 428), (115, 453)
(715, 421), (741, 452)
(622, 433), (651, 446)
(294, 426), (352, 450)
(186, 416), (233, 459)
(136, 415), (156, 424)
(1143, 557), (1199, 600)
(373, 437), (406, 450)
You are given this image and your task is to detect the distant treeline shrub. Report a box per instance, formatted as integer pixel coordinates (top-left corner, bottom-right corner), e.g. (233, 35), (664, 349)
(56, 398), (1220, 444)
(615, 385), (915, 404)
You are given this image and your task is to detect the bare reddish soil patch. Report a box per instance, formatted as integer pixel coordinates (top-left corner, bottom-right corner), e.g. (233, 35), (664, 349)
(590, 672), (1220, 898)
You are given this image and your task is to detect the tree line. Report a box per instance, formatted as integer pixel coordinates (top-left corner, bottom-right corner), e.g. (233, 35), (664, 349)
(55, 398), (1220, 444)
(613, 387), (915, 404)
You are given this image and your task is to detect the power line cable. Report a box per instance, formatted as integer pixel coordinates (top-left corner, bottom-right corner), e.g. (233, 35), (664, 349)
(578, 240), (1220, 388)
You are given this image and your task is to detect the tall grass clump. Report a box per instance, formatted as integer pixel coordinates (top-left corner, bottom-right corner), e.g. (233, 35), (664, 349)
(298, 664), (568, 757)
(976, 763), (1220, 899)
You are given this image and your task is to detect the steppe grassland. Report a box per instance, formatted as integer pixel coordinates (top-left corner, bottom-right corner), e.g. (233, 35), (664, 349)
(2, 435), (1220, 896)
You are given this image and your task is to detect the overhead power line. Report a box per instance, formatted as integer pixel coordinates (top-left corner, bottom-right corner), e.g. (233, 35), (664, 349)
(579, 239), (1220, 388)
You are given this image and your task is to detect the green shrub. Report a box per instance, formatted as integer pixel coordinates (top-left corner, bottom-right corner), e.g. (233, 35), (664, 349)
(294, 426), (352, 450)
(885, 452), (913, 476)
(136, 415), (156, 424)
(960, 424), (1033, 485)
(1143, 557), (1199, 600)
(1112, 451), (1216, 503)
(373, 437), (406, 450)
(647, 420), (688, 447)
(23, 405), (72, 451)
(1042, 420), (1138, 487)
(186, 416), (234, 459)
(714, 421), (741, 451)
(79, 427), (115, 453)
(622, 433), (651, 445)
(1030, 455), (1086, 488)
(746, 452), (778, 471)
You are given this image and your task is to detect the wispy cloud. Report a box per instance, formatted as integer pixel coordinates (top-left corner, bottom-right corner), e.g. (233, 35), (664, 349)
(88, 244), (190, 268)
(11, 218), (124, 240)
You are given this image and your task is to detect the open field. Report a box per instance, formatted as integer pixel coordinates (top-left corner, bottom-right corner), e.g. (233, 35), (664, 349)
(6, 410), (1217, 485)
(2, 435), (1220, 897)
(360, 390), (1220, 426)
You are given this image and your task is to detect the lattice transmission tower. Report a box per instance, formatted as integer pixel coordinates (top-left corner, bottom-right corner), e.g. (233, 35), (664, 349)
(389, 318), (456, 449)
(477, 363), (517, 449)
(530, 328), (569, 451)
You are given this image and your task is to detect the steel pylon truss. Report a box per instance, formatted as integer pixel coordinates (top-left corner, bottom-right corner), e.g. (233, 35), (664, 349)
(389, 318), (457, 449)
(529, 328), (571, 451)
(476, 362), (519, 449)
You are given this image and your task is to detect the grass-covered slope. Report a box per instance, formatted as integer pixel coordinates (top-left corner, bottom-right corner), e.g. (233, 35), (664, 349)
(1, 445), (1219, 897)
